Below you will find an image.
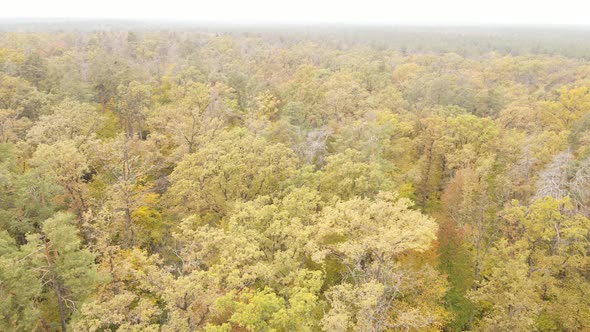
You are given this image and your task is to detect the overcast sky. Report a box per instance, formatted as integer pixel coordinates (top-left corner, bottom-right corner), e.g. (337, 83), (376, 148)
(2, 0), (590, 25)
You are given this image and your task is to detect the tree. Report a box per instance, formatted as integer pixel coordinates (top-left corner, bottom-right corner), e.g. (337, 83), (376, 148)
(313, 192), (447, 331)
(471, 197), (590, 330)
(71, 248), (165, 331)
(91, 134), (162, 248)
(0, 230), (43, 331)
(30, 141), (90, 219)
(0, 143), (62, 242)
(26, 99), (104, 146)
(166, 129), (297, 218)
(38, 212), (103, 332)
(0, 73), (49, 119)
(317, 149), (393, 201)
(116, 80), (152, 138)
(0, 213), (102, 332)
(148, 81), (221, 158)
(20, 52), (48, 89)
(0, 108), (31, 143)
(540, 86), (590, 131)
(467, 239), (540, 332)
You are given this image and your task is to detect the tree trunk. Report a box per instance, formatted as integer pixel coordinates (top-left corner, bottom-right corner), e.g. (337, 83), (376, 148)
(124, 205), (132, 248)
(44, 240), (67, 332)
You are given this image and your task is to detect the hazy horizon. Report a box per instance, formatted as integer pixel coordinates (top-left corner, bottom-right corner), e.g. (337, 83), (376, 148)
(3, 17), (590, 28)
(2, 0), (590, 26)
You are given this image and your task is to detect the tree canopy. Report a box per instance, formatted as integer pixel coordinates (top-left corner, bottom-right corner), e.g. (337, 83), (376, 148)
(1, 26), (590, 331)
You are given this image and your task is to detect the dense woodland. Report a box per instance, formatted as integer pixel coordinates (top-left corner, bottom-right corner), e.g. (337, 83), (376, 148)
(1, 25), (590, 331)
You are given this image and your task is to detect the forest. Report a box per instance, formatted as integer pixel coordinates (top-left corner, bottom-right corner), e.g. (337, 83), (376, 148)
(1, 23), (590, 331)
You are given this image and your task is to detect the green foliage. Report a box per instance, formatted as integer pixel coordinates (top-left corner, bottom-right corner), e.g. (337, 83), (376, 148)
(2, 27), (590, 331)
(471, 197), (590, 331)
(166, 129), (297, 217)
(0, 231), (43, 331)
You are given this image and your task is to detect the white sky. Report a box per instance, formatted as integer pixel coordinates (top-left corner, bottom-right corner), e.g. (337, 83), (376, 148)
(1, 0), (590, 25)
